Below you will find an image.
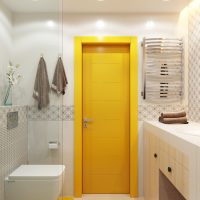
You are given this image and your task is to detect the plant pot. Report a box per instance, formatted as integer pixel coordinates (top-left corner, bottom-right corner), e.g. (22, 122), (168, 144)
(4, 84), (12, 106)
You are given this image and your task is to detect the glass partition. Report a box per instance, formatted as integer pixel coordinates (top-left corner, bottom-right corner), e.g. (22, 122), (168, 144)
(0, 0), (64, 199)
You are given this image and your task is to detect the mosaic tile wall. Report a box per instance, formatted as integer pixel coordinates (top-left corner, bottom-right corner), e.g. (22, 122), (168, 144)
(0, 106), (28, 200)
(188, 3), (200, 122)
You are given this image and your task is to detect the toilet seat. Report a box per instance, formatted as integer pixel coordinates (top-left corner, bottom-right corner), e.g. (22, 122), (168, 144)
(8, 165), (65, 180)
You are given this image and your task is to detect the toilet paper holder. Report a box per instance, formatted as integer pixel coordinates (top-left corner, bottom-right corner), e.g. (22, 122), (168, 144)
(48, 141), (59, 149)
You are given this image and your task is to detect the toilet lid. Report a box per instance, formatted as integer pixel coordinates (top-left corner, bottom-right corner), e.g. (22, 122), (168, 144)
(8, 165), (65, 180)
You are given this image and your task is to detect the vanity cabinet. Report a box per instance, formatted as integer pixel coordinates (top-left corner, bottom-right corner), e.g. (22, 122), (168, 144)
(159, 138), (189, 199)
(144, 131), (159, 200)
(144, 122), (197, 200)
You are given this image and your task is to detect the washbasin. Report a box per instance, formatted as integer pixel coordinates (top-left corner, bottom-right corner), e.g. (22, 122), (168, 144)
(174, 125), (200, 136)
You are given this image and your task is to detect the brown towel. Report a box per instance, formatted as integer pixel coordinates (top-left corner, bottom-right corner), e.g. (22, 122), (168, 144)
(51, 57), (68, 95)
(159, 116), (188, 124)
(161, 111), (186, 118)
(33, 57), (50, 110)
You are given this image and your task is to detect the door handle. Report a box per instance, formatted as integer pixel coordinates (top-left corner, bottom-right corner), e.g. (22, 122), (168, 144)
(83, 118), (93, 128)
(83, 118), (93, 123)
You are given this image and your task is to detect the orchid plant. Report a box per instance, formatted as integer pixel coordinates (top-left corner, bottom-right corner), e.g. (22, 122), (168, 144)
(4, 62), (22, 105)
(7, 62), (21, 85)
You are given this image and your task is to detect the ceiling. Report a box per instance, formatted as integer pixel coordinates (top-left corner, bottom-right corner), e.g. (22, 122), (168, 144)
(2, 0), (191, 13)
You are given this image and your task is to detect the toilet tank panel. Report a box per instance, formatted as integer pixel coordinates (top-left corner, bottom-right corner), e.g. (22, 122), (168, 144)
(5, 178), (60, 200)
(8, 165), (65, 180)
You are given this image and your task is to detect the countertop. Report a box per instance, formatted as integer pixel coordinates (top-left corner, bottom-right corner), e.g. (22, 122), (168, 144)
(144, 121), (200, 148)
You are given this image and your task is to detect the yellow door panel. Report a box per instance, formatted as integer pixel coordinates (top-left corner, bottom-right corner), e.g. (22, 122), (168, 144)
(83, 174), (129, 194)
(84, 156), (127, 174)
(87, 120), (125, 138)
(83, 45), (130, 194)
(91, 63), (123, 82)
(84, 138), (129, 157)
(91, 83), (121, 101)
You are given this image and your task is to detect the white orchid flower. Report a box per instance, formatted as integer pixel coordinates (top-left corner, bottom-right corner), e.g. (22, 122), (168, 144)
(6, 62), (22, 86)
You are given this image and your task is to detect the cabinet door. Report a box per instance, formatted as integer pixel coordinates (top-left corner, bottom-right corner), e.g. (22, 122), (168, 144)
(159, 139), (189, 200)
(144, 130), (150, 200)
(144, 130), (159, 200)
(159, 139), (169, 178)
(175, 161), (189, 199)
(149, 133), (159, 200)
(169, 147), (189, 199)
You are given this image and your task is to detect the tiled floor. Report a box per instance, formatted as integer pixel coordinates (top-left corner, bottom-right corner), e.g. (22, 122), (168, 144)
(74, 194), (144, 200)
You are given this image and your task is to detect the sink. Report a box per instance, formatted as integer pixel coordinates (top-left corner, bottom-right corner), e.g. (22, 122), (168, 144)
(174, 125), (200, 136)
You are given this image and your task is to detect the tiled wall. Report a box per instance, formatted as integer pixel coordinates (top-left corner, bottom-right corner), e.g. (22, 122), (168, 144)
(28, 105), (74, 121)
(188, 3), (200, 122)
(27, 105), (74, 196)
(27, 105), (73, 165)
(27, 104), (187, 122)
(139, 103), (187, 121)
(0, 106), (28, 200)
(0, 102), (187, 199)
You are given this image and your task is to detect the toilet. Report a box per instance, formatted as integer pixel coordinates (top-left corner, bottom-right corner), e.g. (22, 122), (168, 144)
(5, 165), (65, 200)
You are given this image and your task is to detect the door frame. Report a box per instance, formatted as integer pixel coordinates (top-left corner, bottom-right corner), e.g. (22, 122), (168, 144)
(74, 36), (138, 198)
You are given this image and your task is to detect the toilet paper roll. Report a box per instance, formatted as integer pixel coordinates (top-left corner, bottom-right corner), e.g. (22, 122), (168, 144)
(48, 141), (59, 149)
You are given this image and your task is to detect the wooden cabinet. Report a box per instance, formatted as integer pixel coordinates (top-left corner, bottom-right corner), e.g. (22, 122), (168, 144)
(144, 130), (159, 200)
(144, 129), (150, 200)
(144, 126), (189, 200)
(159, 138), (189, 199)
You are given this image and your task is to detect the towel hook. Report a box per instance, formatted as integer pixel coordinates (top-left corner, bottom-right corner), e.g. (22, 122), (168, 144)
(58, 53), (62, 58)
(40, 53), (44, 58)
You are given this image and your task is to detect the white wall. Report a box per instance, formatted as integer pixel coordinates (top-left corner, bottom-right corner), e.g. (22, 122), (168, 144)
(0, 1), (13, 104)
(12, 13), (62, 106)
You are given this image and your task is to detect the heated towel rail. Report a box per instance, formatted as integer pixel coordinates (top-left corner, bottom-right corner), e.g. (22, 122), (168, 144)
(141, 37), (184, 103)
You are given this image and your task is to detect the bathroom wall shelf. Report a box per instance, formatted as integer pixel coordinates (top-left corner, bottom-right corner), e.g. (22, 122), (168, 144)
(142, 37), (184, 103)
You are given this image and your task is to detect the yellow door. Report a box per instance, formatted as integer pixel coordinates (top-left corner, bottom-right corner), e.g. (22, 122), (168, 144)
(83, 45), (130, 194)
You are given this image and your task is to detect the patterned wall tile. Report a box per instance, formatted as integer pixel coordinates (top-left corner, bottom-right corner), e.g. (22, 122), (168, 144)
(138, 104), (188, 121)
(188, 106), (200, 122)
(28, 105), (74, 121)
(28, 105), (60, 121)
(62, 105), (74, 121)
(0, 106), (28, 200)
(188, 4), (200, 122)
(27, 104), (188, 122)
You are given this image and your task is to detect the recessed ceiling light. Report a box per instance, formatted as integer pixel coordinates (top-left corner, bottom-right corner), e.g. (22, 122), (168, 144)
(96, 20), (105, 29)
(162, 0), (170, 2)
(47, 20), (55, 28)
(145, 21), (155, 29)
(32, 0), (39, 2)
(97, 0), (105, 2)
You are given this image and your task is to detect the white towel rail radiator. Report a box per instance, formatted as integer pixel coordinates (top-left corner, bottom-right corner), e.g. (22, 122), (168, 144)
(141, 37), (184, 103)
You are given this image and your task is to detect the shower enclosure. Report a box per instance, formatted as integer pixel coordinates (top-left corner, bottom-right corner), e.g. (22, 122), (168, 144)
(0, 0), (65, 199)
